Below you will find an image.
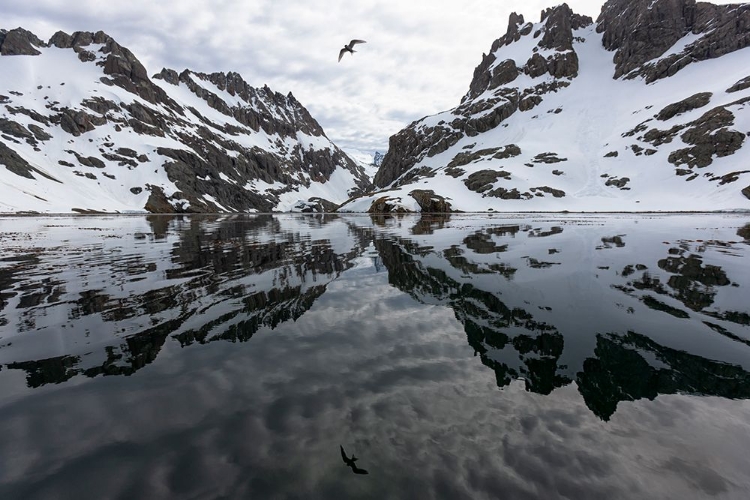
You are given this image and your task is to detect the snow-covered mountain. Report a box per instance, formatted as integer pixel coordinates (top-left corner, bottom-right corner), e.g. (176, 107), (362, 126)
(344, 148), (385, 183)
(340, 0), (750, 213)
(0, 29), (370, 214)
(2, 0), (749, 214)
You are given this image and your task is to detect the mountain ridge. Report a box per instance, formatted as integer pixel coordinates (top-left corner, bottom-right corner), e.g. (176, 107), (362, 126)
(0, 27), (370, 214)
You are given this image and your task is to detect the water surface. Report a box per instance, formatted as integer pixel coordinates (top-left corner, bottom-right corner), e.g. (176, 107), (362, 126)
(1, 213), (750, 499)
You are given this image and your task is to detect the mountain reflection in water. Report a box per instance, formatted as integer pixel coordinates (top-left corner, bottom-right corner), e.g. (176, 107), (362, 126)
(1, 213), (750, 499)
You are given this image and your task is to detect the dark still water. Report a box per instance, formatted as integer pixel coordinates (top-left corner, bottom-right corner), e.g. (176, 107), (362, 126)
(1, 213), (750, 499)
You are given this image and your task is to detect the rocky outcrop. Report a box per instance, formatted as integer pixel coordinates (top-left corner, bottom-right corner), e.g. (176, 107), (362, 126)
(293, 197), (339, 213)
(465, 169), (512, 193)
(374, 123), (456, 188)
(667, 100), (747, 169)
(410, 189), (454, 212)
(0, 141), (59, 182)
(367, 196), (412, 214)
(655, 92), (712, 121)
(597, 0), (750, 82)
(0, 28), (46, 56)
(530, 4), (592, 79)
(466, 4), (591, 102)
(728, 76), (750, 94)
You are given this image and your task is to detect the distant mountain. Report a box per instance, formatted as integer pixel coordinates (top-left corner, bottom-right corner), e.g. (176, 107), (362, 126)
(341, 0), (750, 213)
(0, 29), (370, 214)
(344, 148), (385, 183)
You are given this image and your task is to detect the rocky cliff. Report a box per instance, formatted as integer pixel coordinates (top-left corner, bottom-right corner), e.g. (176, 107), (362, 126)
(0, 28), (370, 213)
(345, 0), (750, 213)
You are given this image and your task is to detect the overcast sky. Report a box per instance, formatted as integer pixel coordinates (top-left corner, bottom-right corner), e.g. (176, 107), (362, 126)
(0, 1), (740, 156)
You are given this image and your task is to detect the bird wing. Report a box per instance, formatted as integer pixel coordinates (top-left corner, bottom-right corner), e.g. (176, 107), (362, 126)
(349, 39), (366, 46)
(338, 48), (347, 62)
(340, 445), (349, 461)
(352, 466), (369, 475)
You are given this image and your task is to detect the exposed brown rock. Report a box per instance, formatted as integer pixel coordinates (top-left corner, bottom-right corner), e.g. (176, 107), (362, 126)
(1, 140), (35, 178)
(533, 152), (567, 164)
(0, 141), (59, 182)
(540, 4), (592, 52)
(533, 186), (566, 198)
(656, 92), (712, 121)
(727, 76), (750, 93)
(485, 187), (533, 200)
(605, 177), (630, 189)
(410, 190), (453, 212)
(367, 196), (412, 214)
(376, 123), (457, 188)
(144, 185), (177, 213)
(0, 28), (46, 56)
(525, 53), (548, 78)
(0, 118), (35, 143)
(465, 169), (512, 193)
(597, 0), (750, 82)
(668, 105), (746, 168)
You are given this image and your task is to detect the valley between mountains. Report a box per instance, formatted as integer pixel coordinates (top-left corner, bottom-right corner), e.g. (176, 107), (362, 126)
(2, 0), (750, 214)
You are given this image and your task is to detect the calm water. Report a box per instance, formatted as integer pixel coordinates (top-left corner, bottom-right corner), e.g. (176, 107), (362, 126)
(1, 213), (750, 499)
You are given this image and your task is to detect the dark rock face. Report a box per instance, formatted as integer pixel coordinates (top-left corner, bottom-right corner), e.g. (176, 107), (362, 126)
(296, 197), (339, 213)
(410, 190), (454, 212)
(465, 169), (512, 193)
(1, 140), (36, 178)
(727, 76), (750, 93)
(485, 187), (531, 200)
(667, 101), (747, 168)
(540, 4), (592, 51)
(655, 92), (712, 121)
(375, 124), (455, 188)
(605, 177), (631, 189)
(0, 118), (36, 144)
(530, 186), (566, 198)
(467, 5), (592, 100)
(447, 145), (521, 176)
(1, 141), (59, 182)
(597, 0), (695, 78)
(367, 196), (412, 214)
(0, 28), (46, 56)
(597, 0), (750, 82)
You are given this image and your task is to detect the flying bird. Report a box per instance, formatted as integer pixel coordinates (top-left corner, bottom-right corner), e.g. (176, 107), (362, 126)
(338, 39), (366, 62)
(340, 445), (369, 474)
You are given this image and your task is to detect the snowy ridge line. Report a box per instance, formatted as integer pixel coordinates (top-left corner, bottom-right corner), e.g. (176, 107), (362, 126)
(0, 28), (372, 214)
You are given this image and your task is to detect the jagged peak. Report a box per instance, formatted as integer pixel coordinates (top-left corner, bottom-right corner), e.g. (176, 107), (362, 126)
(538, 4), (593, 52)
(153, 67), (326, 138)
(49, 30), (114, 50)
(0, 27), (47, 56)
(463, 3), (592, 102)
(541, 3), (569, 22)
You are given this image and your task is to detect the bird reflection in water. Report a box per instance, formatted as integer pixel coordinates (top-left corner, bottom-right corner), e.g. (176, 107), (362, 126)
(340, 445), (369, 475)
